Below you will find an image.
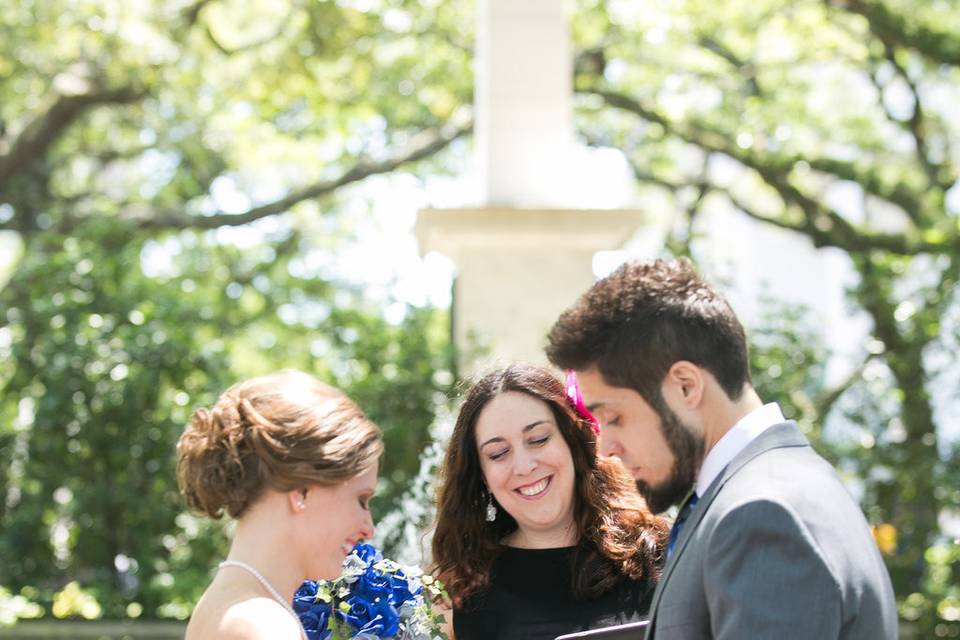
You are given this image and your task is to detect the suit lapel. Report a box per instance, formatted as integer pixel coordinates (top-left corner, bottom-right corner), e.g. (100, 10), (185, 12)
(647, 422), (809, 635)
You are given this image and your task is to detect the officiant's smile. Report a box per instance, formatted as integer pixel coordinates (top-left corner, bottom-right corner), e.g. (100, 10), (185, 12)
(515, 475), (551, 499)
(475, 390), (577, 547)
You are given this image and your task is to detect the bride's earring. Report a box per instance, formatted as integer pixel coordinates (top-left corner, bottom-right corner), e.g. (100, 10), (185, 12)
(293, 488), (307, 512)
(485, 495), (497, 522)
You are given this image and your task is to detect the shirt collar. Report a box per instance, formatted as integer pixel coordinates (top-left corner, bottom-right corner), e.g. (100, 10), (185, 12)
(694, 402), (786, 497)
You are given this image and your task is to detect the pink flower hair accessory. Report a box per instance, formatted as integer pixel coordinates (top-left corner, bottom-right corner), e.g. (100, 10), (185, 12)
(564, 369), (600, 435)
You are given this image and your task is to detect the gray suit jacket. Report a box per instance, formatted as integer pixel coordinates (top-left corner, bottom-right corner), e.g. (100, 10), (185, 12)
(646, 421), (897, 639)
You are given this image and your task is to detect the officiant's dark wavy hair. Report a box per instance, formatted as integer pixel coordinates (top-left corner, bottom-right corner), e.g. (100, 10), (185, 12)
(431, 364), (669, 604)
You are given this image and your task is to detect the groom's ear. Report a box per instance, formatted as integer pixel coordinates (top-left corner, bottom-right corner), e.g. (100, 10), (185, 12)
(662, 361), (705, 410)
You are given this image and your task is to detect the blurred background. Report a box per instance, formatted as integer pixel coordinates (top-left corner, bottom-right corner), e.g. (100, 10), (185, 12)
(1, 0), (958, 637)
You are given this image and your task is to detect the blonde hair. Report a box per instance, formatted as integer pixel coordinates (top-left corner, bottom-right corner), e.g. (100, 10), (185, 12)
(176, 370), (382, 519)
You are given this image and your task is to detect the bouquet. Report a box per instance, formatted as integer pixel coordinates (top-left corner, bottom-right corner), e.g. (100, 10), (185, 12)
(293, 543), (448, 640)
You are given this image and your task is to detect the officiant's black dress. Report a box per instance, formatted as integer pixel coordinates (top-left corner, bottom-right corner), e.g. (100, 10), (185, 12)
(453, 546), (655, 640)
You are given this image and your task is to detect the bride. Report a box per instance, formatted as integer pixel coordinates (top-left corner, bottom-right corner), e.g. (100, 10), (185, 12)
(176, 370), (382, 639)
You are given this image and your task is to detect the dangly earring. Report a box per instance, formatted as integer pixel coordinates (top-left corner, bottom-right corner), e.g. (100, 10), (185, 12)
(485, 495), (497, 522)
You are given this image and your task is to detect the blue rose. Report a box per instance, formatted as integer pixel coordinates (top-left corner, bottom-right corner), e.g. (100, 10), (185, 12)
(294, 581), (333, 639)
(299, 609), (332, 640)
(356, 614), (395, 637)
(386, 570), (420, 607)
(294, 580), (320, 614)
(364, 598), (400, 637)
(338, 594), (400, 637)
(352, 542), (382, 564)
(354, 567), (392, 602)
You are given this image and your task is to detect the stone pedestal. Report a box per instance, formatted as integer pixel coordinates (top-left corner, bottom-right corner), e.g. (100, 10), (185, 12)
(416, 208), (645, 375)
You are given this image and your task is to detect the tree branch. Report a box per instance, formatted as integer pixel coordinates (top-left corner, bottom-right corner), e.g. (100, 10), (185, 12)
(132, 120), (472, 230)
(830, 0), (960, 66)
(805, 156), (923, 224)
(665, 154), (712, 258)
(587, 86), (956, 256)
(876, 41), (953, 193)
(722, 190), (814, 236)
(203, 7), (297, 55)
(696, 35), (762, 96)
(181, 0), (216, 28)
(815, 353), (875, 419)
(580, 76), (927, 221)
(0, 86), (146, 192)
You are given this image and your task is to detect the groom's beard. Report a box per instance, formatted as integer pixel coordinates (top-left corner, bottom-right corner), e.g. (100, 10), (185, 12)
(636, 403), (704, 514)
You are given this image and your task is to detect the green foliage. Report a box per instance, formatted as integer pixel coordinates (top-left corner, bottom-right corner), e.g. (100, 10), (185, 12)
(1, 222), (231, 616)
(1, 0), (468, 621)
(748, 293), (830, 442)
(0, 222), (453, 617)
(0, 586), (43, 627)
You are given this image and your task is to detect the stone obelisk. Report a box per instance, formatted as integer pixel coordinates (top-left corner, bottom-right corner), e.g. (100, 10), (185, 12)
(416, 0), (645, 375)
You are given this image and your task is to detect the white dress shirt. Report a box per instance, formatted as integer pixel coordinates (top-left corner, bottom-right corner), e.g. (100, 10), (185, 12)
(694, 403), (786, 498)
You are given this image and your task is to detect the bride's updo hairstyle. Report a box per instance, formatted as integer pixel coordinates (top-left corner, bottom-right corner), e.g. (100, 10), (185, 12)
(177, 370), (382, 519)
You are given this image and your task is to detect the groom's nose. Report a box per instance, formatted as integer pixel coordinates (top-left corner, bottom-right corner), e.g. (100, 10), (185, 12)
(598, 431), (623, 458)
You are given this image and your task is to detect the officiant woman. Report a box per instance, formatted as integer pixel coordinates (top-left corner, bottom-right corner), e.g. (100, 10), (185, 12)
(176, 370), (382, 640)
(432, 363), (669, 640)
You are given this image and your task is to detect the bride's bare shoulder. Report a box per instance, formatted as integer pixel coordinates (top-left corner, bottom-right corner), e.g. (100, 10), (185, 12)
(187, 597), (302, 639)
(222, 597), (303, 639)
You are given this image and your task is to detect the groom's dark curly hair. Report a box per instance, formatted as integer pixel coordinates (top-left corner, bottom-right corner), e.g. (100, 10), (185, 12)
(545, 258), (752, 405)
(431, 364), (669, 606)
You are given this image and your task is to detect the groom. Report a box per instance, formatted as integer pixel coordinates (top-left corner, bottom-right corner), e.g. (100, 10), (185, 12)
(546, 258), (896, 639)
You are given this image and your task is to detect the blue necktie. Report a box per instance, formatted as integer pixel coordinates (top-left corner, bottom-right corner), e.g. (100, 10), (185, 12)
(666, 492), (699, 559)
